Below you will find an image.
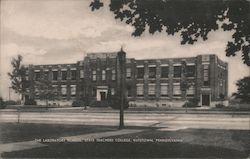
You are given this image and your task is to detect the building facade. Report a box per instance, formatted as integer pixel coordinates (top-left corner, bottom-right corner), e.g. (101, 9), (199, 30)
(24, 51), (228, 107)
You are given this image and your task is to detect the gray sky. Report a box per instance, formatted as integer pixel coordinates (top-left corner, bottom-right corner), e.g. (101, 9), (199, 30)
(0, 0), (249, 100)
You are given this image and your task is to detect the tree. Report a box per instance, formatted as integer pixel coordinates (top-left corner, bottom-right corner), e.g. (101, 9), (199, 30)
(90, 0), (250, 66)
(8, 55), (28, 102)
(35, 78), (58, 107)
(233, 76), (250, 103)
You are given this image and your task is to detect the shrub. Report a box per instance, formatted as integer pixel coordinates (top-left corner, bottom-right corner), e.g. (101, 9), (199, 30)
(24, 99), (37, 105)
(109, 98), (129, 110)
(182, 98), (199, 108)
(0, 97), (6, 109)
(72, 100), (85, 107)
(4, 100), (19, 105)
(215, 104), (225, 108)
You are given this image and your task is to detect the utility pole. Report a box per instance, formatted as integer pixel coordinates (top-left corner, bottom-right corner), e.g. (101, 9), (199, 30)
(118, 48), (126, 129)
(181, 60), (188, 112)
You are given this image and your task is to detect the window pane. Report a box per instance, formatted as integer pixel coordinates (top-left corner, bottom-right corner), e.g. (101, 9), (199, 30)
(148, 84), (155, 95)
(70, 85), (76, 96)
(102, 70), (106, 80)
(80, 70), (84, 78)
(137, 67), (144, 79)
(149, 67), (156, 78)
(52, 71), (58, 80)
(203, 65), (209, 86)
(62, 71), (67, 80)
(34, 72), (40, 80)
(92, 70), (96, 81)
(187, 66), (195, 77)
(174, 66), (181, 78)
(173, 83), (181, 96)
(127, 86), (132, 97)
(126, 68), (131, 78)
(61, 85), (67, 96)
(43, 71), (49, 80)
(160, 84), (168, 96)
(112, 70), (116, 80)
(161, 66), (169, 78)
(136, 84), (143, 96)
(71, 70), (76, 80)
(187, 85), (195, 96)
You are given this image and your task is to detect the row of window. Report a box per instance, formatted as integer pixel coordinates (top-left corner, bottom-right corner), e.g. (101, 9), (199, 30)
(92, 70), (116, 81)
(132, 65), (196, 79)
(33, 65), (196, 81)
(135, 84), (195, 97)
(35, 85), (76, 96)
(34, 70), (80, 81)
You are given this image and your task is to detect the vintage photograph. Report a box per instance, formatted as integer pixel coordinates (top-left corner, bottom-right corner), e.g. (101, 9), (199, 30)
(0, 0), (249, 158)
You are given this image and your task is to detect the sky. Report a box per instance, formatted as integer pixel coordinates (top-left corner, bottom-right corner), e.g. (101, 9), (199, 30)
(0, 0), (249, 100)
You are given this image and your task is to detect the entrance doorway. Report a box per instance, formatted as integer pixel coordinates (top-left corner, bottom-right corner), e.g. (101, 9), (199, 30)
(202, 94), (210, 106)
(96, 86), (108, 101)
(100, 92), (106, 101)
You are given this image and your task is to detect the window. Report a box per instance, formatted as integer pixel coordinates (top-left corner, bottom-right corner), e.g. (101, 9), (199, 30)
(186, 65), (196, 77)
(92, 70), (96, 81)
(52, 71), (58, 80)
(35, 87), (39, 96)
(149, 67), (156, 78)
(187, 85), (195, 96)
(160, 84), (168, 96)
(174, 66), (181, 78)
(126, 68), (131, 78)
(61, 71), (67, 80)
(148, 84), (155, 96)
(43, 71), (49, 80)
(71, 70), (76, 80)
(202, 55), (210, 62)
(203, 65), (209, 86)
(34, 71), (40, 80)
(173, 83), (181, 96)
(111, 88), (115, 95)
(127, 86), (132, 97)
(112, 70), (116, 80)
(137, 67), (144, 79)
(70, 85), (76, 96)
(61, 85), (67, 96)
(80, 70), (84, 78)
(161, 66), (169, 78)
(52, 85), (58, 96)
(136, 84), (144, 96)
(102, 70), (106, 81)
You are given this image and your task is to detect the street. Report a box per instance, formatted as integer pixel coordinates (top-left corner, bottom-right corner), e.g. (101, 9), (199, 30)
(0, 111), (249, 130)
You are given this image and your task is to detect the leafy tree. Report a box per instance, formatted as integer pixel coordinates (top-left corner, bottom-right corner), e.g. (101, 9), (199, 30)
(90, 0), (250, 66)
(8, 55), (29, 101)
(35, 79), (58, 107)
(233, 76), (250, 103)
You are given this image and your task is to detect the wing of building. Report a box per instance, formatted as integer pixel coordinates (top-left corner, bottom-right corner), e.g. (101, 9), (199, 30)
(23, 50), (228, 107)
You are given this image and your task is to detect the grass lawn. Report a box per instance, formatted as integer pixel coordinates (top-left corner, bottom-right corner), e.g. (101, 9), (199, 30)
(1, 128), (249, 158)
(0, 123), (117, 144)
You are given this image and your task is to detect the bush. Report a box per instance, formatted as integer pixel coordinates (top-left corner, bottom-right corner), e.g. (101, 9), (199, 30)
(0, 97), (6, 109)
(215, 104), (225, 108)
(72, 100), (85, 107)
(109, 97), (129, 110)
(182, 98), (199, 108)
(4, 100), (19, 105)
(24, 99), (37, 105)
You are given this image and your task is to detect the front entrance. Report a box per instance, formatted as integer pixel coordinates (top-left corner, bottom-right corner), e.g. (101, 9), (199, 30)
(100, 92), (106, 101)
(96, 86), (108, 101)
(202, 94), (210, 106)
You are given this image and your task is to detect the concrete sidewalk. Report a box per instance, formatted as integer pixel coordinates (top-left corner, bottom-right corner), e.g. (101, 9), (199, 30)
(0, 129), (143, 155)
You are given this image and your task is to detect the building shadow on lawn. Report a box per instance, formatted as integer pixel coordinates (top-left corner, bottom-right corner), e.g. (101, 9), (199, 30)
(1, 141), (249, 158)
